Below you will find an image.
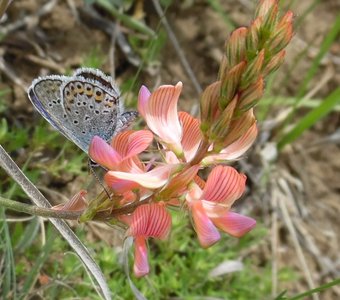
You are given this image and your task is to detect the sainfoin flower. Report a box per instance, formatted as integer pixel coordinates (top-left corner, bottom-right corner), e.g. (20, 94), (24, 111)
(126, 203), (171, 277)
(186, 166), (256, 248)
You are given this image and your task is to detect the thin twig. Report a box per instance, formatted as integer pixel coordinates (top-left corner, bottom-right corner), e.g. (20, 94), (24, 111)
(152, 0), (202, 96)
(277, 178), (319, 300)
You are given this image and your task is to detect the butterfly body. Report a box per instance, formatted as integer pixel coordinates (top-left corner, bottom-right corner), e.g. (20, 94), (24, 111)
(28, 68), (137, 153)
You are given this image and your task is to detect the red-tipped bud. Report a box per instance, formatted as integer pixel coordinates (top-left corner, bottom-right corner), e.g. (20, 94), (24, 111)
(210, 96), (238, 144)
(255, 0), (277, 19)
(255, 0), (278, 32)
(241, 49), (265, 88)
(220, 109), (256, 149)
(225, 27), (248, 67)
(238, 77), (264, 112)
(269, 11), (293, 53)
(263, 50), (286, 76)
(246, 17), (262, 56)
(220, 61), (247, 109)
(200, 81), (221, 133)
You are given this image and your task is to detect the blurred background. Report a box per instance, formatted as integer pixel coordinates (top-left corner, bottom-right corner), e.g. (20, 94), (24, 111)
(0, 0), (339, 299)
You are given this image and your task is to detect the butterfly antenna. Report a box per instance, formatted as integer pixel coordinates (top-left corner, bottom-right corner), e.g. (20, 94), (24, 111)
(88, 159), (111, 199)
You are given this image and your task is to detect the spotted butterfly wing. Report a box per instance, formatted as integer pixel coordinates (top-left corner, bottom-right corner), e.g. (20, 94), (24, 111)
(28, 68), (137, 153)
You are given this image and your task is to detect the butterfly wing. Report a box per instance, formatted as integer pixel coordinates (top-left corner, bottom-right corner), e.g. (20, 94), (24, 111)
(60, 75), (120, 150)
(28, 69), (138, 153)
(28, 75), (98, 152)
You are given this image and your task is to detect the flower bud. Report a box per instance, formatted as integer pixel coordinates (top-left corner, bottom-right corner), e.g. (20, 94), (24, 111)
(210, 96), (238, 144)
(220, 61), (246, 109)
(246, 17), (262, 57)
(225, 27), (248, 67)
(263, 50), (286, 76)
(255, 0), (278, 32)
(240, 49), (265, 88)
(200, 81), (221, 134)
(220, 109), (256, 149)
(268, 11), (293, 53)
(238, 77), (264, 112)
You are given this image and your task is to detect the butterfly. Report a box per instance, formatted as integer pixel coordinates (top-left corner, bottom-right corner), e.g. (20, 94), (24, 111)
(28, 68), (138, 153)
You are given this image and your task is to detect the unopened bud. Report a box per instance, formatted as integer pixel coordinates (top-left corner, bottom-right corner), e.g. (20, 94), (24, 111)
(226, 27), (248, 67)
(210, 96), (238, 144)
(269, 11), (293, 53)
(263, 50), (286, 76)
(200, 81), (221, 134)
(220, 109), (256, 149)
(246, 17), (262, 57)
(220, 61), (247, 109)
(241, 49), (265, 88)
(238, 77), (264, 112)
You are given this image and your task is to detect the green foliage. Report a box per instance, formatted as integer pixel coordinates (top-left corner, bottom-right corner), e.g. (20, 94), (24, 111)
(0, 214), (296, 299)
(82, 46), (106, 69)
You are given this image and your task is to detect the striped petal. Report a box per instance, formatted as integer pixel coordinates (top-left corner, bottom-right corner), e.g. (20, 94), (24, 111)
(179, 111), (202, 162)
(191, 200), (221, 248)
(212, 212), (256, 237)
(112, 130), (153, 159)
(133, 236), (149, 277)
(202, 166), (246, 205)
(104, 172), (140, 193)
(142, 82), (183, 151)
(128, 203), (172, 239)
(52, 190), (87, 211)
(89, 136), (122, 170)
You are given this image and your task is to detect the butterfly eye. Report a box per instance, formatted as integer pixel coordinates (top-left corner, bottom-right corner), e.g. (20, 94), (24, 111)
(94, 88), (104, 102)
(85, 84), (93, 96)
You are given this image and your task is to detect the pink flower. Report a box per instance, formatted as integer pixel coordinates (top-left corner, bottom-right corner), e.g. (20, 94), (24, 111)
(186, 166), (256, 248)
(89, 130), (175, 193)
(127, 203), (172, 277)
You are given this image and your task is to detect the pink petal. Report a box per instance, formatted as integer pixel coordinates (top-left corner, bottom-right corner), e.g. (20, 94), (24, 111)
(144, 82), (183, 151)
(52, 190), (87, 211)
(202, 166), (246, 206)
(201, 200), (229, 218)
(191, 200), (221, 248)
(212, 212), (256, 237)
(204, 123), (258, 163)
(106, 165), (174, 190)
(133, 236), (150, 277)
(179, 111), (203, 162)
(89, 136), (122, 170)
(137, 85), (151, 119)
(112, 130), (153, 159)
(104, 172), (140, 193)
(128, 203), (172, 239)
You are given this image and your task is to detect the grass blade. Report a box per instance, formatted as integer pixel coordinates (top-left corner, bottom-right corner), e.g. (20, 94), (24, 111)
(280, 15), (340, 132)
(19, 227), (56, 299)
(278, 87), (340, 149)
(0, 208), (17, 299)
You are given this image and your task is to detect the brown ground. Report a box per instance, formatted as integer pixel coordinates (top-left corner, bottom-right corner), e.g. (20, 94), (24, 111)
(1, 0), (339, 299)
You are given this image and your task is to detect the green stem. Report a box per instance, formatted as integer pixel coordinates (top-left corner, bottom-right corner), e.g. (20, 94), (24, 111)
(0, 196), (80, 219)
(0, 195), (152, 221)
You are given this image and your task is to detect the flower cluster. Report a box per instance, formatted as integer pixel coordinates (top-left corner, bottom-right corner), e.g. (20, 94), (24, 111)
(64, 0), (293, 277)
(89, 82), (257, 277)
